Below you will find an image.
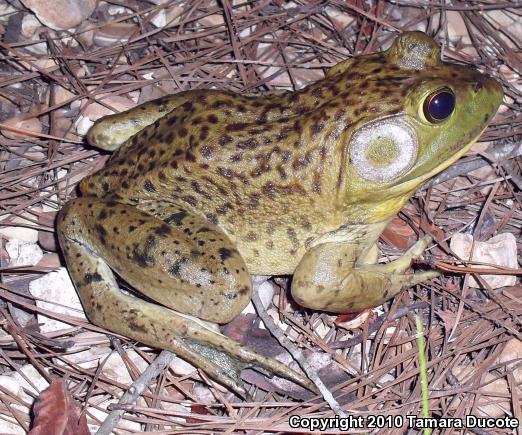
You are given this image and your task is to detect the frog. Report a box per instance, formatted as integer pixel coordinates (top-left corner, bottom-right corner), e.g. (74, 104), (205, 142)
(57, 31), (503, 397)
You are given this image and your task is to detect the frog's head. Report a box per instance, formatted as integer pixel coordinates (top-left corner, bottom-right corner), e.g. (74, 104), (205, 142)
(334, 31), (503, 223)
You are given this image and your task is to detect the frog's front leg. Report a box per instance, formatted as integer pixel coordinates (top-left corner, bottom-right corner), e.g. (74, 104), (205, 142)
(57, 198), (314, 396)
(291, 236), (440, 313)
(87, 93), (195, 151)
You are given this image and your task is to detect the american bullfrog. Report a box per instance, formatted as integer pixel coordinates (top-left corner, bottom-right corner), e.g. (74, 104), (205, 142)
(58, 32), (503, 396)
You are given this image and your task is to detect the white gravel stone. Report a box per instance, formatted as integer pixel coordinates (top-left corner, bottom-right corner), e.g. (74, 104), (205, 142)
(21, 0), (98, 31)
(75, 95), (135, 136)
(101, 350), (148, 385)
(450, 233), (518, 289)
(20, 13), (42, 38)
(169, 356), (196, 376)
(11, 364), (50, 395)
(0, 223), (38, 243)
(87, 398), (142, 432)
(29, 267), (85, 333)
(6, 238), (43, 267)
(0, 418), (26, 435)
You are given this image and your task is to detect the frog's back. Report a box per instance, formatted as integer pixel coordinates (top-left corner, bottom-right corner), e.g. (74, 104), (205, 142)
(81, 87), (347, 222)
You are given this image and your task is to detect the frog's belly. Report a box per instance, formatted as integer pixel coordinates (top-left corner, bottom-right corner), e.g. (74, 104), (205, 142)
(237, 240), (306, 275)
(235, 220), (389, 275)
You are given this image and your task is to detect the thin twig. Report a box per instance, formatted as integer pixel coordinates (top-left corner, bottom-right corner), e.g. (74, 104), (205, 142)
(96, 350), (176, 435)
(250, 276), (347, 417)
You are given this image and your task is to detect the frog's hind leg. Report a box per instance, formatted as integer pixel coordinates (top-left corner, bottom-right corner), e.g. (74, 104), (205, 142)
(87, 92), (196, 151)
(57, 198), (314, 396)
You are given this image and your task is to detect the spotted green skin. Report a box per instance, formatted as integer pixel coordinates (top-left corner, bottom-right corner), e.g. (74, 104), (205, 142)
(57, 32), (502, 395)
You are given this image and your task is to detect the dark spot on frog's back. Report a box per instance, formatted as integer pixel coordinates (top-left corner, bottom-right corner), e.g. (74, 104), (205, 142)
(144, 180), (156, 192)
(165, 113), (178, 125)
(158, 170), (167, 182)
(168, 258), (188, 278)
(164, 131), (174, 144)
(182, 101), (194, 112)
(218, 247), (234, 261)
(131, 245), (155, 268)
(226, 123), (248, 132)
(207, 114), (218, 124)
(94, 224), (108, 238)
(128, 319), (148, 334)
(164, 210), (188, 226)
(200, 146), (213, 158)
(220, 135), (232, 146)
(84, 272), (103, 284)
(182, 195), (198, 207)
(238, 286), (249, 296)
(154, 224), (172, 236)
(224, 292), (238, 300)
(206, 213), (218, 225)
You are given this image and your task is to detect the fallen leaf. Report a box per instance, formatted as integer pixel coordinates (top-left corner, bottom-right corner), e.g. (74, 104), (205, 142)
(29, 379), (89, 435)
(381, 216), (416, 250)
(334, 309), (371, 330)
(187, 404), (211, 423)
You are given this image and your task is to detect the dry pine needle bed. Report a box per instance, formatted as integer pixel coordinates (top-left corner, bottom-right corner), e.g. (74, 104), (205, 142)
(0, 1), (521, 434)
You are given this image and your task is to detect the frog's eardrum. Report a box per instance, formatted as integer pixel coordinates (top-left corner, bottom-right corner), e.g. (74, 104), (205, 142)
(349, 116), (418, 182)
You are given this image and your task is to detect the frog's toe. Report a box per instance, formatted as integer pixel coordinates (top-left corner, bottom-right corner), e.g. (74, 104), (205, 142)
(377, 234), (435, 275)
(184, 341), (317, 396)
(408, 234), (434, 257)
(392, 269), (441, 289)
(180, 343), (249, 397)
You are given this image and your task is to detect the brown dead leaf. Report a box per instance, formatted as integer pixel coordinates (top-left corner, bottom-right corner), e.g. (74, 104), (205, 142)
(381, 216), (416, 250)
(29, 379), (89, 435)
(187, 404), (211, 424)
(334, 309), (371, 329)
(423, 222), (445, 243)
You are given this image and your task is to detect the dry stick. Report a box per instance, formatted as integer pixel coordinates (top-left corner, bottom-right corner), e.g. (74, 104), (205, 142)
(250, 276), (347, 418)
(96, 350), (176, 435)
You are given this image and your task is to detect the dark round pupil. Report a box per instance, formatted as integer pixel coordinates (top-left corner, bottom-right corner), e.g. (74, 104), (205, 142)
(425, 89), (455, 122)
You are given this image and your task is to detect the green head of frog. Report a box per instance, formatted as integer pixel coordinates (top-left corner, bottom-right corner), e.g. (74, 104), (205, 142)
(329, 31), (503, 223)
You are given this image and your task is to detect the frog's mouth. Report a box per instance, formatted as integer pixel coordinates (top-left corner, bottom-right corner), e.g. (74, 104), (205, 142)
(389, 124), (487, 195)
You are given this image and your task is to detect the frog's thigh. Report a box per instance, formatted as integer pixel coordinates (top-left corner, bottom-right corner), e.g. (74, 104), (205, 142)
(87, 93), (192, 151)
(57, 198), (251, 324)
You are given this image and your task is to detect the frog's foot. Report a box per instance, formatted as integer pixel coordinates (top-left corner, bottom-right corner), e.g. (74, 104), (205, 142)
(57, 198), (314, 396)
(292, 235), (440, 314)
(363, 234), (438, 275)
(175, 319), (317, 396)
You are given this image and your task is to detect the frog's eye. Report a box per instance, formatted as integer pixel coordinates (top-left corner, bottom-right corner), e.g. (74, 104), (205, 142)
(350, 118), (418, 182)
(423, 88), (455, 123)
